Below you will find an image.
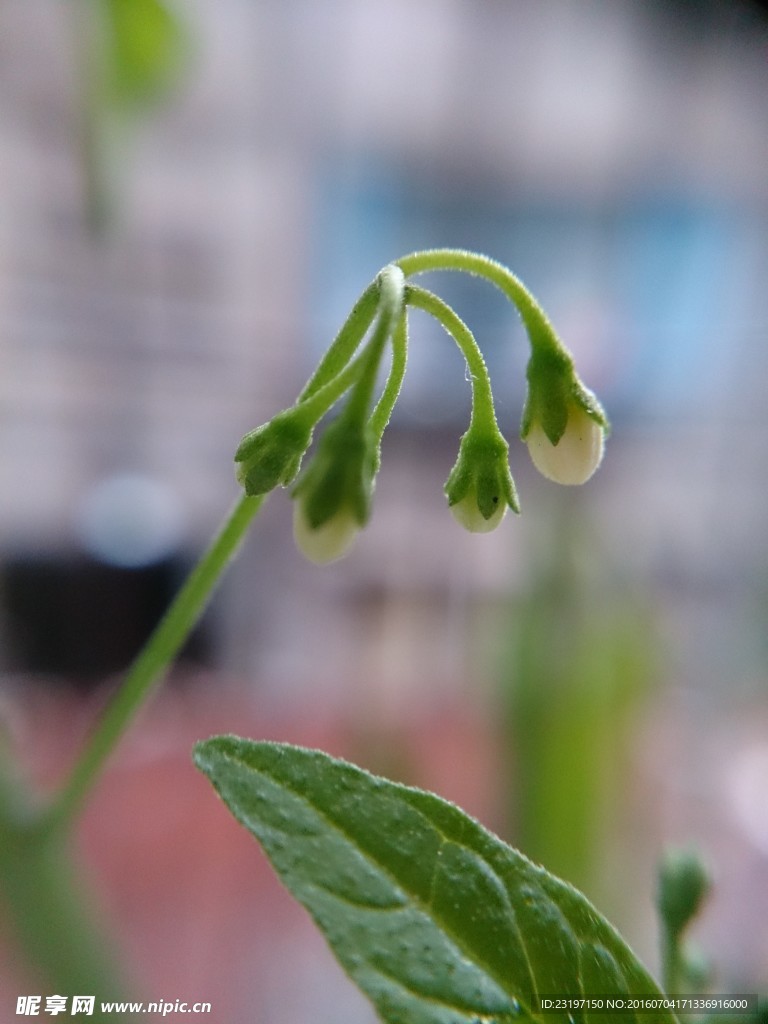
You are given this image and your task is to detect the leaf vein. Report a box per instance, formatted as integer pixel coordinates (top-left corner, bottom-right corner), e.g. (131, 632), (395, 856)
(307, 877), (406, 913)
(227, 750), (532, 1008)
(365, 956), (544, 1023)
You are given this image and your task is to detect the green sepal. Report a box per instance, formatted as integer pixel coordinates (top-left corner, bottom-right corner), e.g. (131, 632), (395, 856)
(520, 349), (572, 445)
(571, 377), (610, 435)
(292, 416), (377, 530)
(445, 428), (520, 519)
(521, 349), (608, 445)
(234, 410), (313, 496)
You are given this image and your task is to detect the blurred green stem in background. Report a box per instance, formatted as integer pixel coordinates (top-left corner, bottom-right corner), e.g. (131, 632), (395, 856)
(0, 4), (191, 1013)
(0, 798), (129, 1016)
(0, 493), (266, 1017)
(75, 0), (188, 232)
(497, 496), (657, 912)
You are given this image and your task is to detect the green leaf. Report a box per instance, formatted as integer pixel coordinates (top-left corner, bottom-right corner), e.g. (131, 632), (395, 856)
(194, 737), (676, 1024)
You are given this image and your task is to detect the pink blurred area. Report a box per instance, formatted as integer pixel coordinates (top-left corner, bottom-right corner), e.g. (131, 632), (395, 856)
(0, 674), (501, 1022)
(2, 671), (768, 1021)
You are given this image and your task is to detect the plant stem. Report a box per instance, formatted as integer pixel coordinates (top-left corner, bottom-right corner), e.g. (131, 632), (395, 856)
(397, 248), (563, 358)
(661, 924), (683, 996)
(298, 281), (379, 403)
(369, 310), (409, 443)
(341, 265), (405, 427)
(291, 271), (405, 430)
(0, 817), (129, 1015)
(45, 492), (266, 833)
(292, 339), (374, 427)
(405, 285), (498, 437)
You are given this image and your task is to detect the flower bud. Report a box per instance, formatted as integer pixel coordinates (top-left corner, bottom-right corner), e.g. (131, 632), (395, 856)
(525, 400), (604, 485)
(449, 492), (507, 533)
(293, 504), (360, 565)
(291, 417), (376, 564)
(235, 411), (313, 496)
(521, 350), (607, 486)
(657, 848), (711, 938)
(445, 428), (519, 533)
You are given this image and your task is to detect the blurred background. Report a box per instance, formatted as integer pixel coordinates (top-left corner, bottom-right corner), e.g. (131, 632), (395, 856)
(1, 0), (768, 1021)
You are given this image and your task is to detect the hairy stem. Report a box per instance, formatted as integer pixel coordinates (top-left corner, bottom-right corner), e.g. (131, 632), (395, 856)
(406, 285), (498, 437)
(45, 492), (266, 832)
(369, 310), (409, 443)
(341, 265), (405, 427)
(292, 338), (374, 427)
(298, 282), (379, 403)
(397, 248), (563, 358)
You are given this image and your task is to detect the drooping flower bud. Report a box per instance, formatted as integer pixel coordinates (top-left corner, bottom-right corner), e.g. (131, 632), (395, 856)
(293, 505), (360, 565)
(291, 417), (376, 564)
(445, 428), (519, 533)
(235, 410), (313, 496)
(521, 350), (607, 486)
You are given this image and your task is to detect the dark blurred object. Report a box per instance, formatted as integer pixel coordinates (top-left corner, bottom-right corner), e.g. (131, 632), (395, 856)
(1, 552), (209, 683)
(649, 0), (768, 30)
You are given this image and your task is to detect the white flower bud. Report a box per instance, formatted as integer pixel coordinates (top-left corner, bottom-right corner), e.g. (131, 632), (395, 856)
(449, 493), (508, 533)
(526, 402), (604, 485)
(293, 503), (360, 565)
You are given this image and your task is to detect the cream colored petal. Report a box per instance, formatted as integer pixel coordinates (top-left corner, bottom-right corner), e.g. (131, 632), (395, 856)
(293, 504), (360, 564)
(449, 493), (507, 533)
(526, 405), (604, 485)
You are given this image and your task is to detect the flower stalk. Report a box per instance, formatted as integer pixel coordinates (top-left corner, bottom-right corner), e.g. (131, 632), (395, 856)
(43, 248), (607, 829)
(398, 248), (608, 487)
(406, 284), (519, 530)
(45, 492), (266, 833)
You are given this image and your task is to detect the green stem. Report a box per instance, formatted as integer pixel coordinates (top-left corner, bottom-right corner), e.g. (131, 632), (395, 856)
(406, 284), (498, 437)
(298, 281), (379, 403)
(0, 819), (129, 1017)
(342, 266), (405, 427)
(397, 248), (564, 359)
(45, 492), (266, 833)
(2, 698), (128, 1014)
(293, 270), (405, 430)
(369, 310), (409, 444)
(292, 339), (373, 427)
(661, 925), (683, 996)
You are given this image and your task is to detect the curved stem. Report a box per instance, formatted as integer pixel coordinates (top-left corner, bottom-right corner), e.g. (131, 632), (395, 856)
(406, 284), (498, 437)
(298, 281), (379, 403)
(293, 342), (371, 426)
(294, 269), (405, 430)
(397, 248), (564, 360)
(45, 492), (267, 833)
(369, 310), (408, 444)
(342, 265), (405, 427)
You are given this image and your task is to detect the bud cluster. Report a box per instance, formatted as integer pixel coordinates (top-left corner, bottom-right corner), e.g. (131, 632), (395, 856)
(233, 250), (609, 563)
